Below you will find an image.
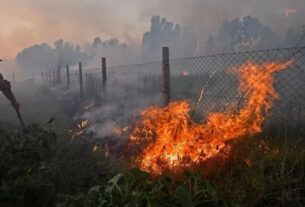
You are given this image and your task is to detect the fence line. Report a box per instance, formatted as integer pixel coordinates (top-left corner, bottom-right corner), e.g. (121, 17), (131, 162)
(44, 46), (305, 136)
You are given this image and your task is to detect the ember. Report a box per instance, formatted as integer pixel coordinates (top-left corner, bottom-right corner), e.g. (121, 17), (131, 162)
(113, 126), (129, 136)
(69, 119), (90, 139)
(183, 70), (189, 76)
(128, 60), (293, 174)
(78, 120), (90, 128)
(93, 145), (98, 152)
(84, 103), (95, 110)
(285, 8), (296, 17)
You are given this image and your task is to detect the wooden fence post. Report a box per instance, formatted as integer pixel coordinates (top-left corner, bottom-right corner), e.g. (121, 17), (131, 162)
(66, 64), (70, 89)
(79, 62), (83, 99)
(102, 57), (107, 89)
(162, 47), (170, 107)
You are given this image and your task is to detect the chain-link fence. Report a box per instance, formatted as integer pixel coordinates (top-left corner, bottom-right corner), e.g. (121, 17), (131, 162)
(170, 47), (305, 135)
(46, 46), (305, 136)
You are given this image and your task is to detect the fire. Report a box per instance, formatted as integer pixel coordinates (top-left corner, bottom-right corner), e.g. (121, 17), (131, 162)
(183, 70), (189, 76)
(93, 145), (98, 152)
(78, 120), (90, 129)
(244, 158), (251, 166)
(70, 119), (90, 139)
(128, 60), (293, 174)
(113, 126), (129, 136)
(285, 8), (296, 17)
(105, 150), (110, 158)
(84, 103), (95, 110)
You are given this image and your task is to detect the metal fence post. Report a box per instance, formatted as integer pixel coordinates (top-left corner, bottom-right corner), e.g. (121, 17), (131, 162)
(66, 64), (70, 90)
(102, 57), (107, 89)
(162, 47), (170, 107)
(52, 68), (56, 86)
(57, 67), (61, 85)
(85, 72), (89, 96)
(41, 72), (44, 84)
(46, 70), (49, 86)
(48, 69), (52, 86)
(79, 62), (83, 99)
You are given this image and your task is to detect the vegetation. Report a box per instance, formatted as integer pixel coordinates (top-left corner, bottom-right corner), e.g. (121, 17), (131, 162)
(0, 125), (122, 207)
(212, 136), (305, 206)
(0, 124), (304, 207)
(60, 168), (225, 207)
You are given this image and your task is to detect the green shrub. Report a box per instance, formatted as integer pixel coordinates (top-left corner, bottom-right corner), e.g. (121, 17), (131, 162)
(60, 168), (226, 207)
(0, 125), (58, 206)
(0, 125), (123, 207)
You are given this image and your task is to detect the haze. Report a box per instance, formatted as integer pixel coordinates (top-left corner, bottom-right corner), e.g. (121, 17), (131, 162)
(1, 0), (304, 61)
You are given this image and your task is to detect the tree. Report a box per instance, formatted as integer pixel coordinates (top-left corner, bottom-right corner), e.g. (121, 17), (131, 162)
(206, 16), (282, 54)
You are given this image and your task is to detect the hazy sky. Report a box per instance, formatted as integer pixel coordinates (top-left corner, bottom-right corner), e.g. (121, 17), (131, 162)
(0, 0), (304, 60)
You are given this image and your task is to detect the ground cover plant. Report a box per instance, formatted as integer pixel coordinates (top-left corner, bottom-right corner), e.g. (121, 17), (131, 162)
(0, 125), (123, 207)
(1, 122), (304, 207)
(60, 135), (305, 207)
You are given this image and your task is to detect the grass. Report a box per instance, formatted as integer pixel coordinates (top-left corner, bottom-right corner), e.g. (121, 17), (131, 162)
(77, 135), (305, 207)
(0, 125), (124, 207)
(1, 123), (304, 206)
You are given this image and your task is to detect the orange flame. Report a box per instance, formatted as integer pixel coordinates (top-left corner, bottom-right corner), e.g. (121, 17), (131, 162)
(93, 145), (98, 152)
(84, 103), (95, 110)
(113, 126), (129, 136)
(183, 70), (189, 76)
(128, 60), (293, 174)
(78, 120), (90, 129)
(285, 8), (296, 17)
(105, 150), (110, 158)
(244, 158), (251, 166)
(70, 120), (90, 139)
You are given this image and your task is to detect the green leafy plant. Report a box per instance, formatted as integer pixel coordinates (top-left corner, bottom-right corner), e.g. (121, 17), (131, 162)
(0, 125), (122, 207)
(61, 168), (226, 207)
(0, 125), (58, 207)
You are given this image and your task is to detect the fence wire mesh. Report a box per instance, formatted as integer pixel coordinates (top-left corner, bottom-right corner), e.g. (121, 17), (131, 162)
(170, 47), (305, 135)
(49, 46), (305, 135)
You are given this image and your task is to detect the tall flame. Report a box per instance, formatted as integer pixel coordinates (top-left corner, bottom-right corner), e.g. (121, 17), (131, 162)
(128, 60), (293, 174)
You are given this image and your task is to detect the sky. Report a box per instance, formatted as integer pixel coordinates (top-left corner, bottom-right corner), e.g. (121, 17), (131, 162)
(0, 0), (304, 60)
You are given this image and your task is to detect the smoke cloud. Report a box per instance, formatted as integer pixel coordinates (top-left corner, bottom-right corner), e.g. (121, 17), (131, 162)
(1, 0), (304, 79)
(1, 0), (304, 138)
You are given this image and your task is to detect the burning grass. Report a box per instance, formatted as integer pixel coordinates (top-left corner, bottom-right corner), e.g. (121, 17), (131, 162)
(1, 125), (304, 206)
(60, 135), (305, 207)
(127, 60), (293, 174)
